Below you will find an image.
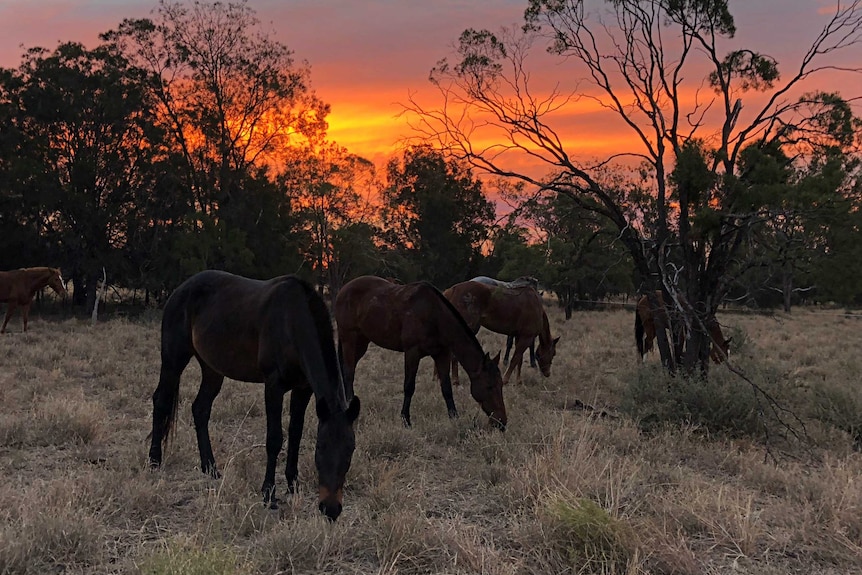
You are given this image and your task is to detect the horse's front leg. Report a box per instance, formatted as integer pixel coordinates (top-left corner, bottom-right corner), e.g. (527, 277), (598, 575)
(261, 381), (286, 509)
(502, 337), (530, 385)
(433, 352), (458, 419)
(21, 301), (32, 332)
(400, 349), (422, 428)
(284, 386), (313, 495)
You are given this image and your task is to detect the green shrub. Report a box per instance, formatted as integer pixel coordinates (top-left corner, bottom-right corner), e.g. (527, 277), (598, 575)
(544, 496), (632, 572)
(139, 539), (247, 575)
(621, 364), (764, 437)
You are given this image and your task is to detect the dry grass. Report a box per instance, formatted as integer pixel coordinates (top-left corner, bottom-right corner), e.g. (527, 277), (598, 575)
(0, 307), (860, 574)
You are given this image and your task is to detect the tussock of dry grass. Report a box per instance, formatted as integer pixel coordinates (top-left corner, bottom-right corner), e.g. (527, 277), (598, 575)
(0, 308), (860, 574)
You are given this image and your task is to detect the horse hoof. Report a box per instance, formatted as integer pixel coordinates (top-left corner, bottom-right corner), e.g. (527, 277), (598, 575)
(448, 409), (459, 419)
(401, 415), (412, 428)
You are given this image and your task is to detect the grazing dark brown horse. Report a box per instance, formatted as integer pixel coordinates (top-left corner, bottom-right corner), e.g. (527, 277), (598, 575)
(470, 276), (539, 367)
(148, 270), (360, 521)
(0, 267), (67, 333)
(444, 280), (559, 385)
(334, 275), (506, 430)
(635, 291), (731, 365)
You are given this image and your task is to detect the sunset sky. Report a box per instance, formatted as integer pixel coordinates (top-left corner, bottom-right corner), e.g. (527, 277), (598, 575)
(1, 0), (860, 172)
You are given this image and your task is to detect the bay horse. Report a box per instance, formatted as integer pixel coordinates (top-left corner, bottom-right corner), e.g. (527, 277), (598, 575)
(334, 275), (506, 430)
(147, 270), (361, 521)
(635, 291), (731, 365)
(444, 280), (559, 385)
(0, 267), (67, 333)
(470, 276), (539, 367)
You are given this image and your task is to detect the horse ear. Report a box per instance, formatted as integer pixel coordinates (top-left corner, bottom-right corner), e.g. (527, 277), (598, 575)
(553, 336), (561, 345)
(725, 337), (733, 346)
(346, 395), (361, 422)
(491, 351), (501, 366)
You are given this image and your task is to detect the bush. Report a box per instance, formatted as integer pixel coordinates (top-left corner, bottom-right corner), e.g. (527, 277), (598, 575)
(543, 496), (633, 572)
(621, 364), (764, 437)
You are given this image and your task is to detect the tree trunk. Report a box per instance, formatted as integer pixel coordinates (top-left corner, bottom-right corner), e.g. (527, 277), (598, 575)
(782, 268), (793, 313)
(646, 291), (676, 374)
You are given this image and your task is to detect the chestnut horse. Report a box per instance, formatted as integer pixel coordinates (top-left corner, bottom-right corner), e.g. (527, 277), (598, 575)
(334, 275), (506, 430)
(470, 276), (539, 367)
(444, 280), (559, 385)
(0, 267), (67, 333)
(635, 291), (731, 365)
(148, 270), (360, 520)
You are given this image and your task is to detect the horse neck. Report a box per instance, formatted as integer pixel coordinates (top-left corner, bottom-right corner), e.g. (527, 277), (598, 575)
(284, 283), (347, 412)
(437, 298), (485, 373)
(26, 269), (52, 294)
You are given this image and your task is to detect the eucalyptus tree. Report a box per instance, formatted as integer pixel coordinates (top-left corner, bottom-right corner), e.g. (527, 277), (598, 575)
(408, 0), (862, 373)
(381, 145), (497, 288)
(0, 42), (161, 309)
(103, 0), (328, 274)
(279, 143), (381, 297)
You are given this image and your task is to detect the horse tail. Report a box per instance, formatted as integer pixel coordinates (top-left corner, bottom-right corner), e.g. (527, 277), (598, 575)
(149, 288), (193, 455)
(635, 308), (646, 359)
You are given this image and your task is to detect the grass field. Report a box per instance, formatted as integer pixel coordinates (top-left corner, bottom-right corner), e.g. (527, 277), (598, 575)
(0, 304), (860, 574)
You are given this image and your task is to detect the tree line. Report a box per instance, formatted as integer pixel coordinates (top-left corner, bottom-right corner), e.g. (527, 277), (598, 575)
(2, 0), (862, 368)
(0, 0), (635, 313)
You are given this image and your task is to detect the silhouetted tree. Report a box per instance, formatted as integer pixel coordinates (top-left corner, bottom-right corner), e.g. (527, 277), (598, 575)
(408, 0), (862, 373)
(381, 146), (496, 288)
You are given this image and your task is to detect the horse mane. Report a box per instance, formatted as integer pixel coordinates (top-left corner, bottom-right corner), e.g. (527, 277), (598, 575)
(540, 310), (552, 346)
(285, 277), (347, 407)
(419, 281), (485, 356)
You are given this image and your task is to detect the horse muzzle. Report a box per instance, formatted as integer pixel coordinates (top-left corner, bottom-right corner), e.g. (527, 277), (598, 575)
(318, 486), (344, 522)
(488, 412), (507, 432)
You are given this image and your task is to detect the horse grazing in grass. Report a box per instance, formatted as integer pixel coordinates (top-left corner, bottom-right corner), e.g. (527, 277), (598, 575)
(148, 270), (360, 521)
(444, 279), (559, 385)
(470, 276), (539, 367)
(334, 275), (506, 430)
(0, 267), (67, 333)
(635, 291), (731, 365)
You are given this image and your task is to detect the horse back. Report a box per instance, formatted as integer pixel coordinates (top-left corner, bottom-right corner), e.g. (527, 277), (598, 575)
(336, 275), (445, 352)
(162, 270), (306, 383)
(0, 271), (14, 301)
(0, 268), (47, 303)
(481, 285), (544, 336)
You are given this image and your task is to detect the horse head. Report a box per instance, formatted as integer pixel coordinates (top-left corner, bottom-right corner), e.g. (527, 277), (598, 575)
(707, 318), (731, 364)
(314, 395), (361, 521)
(710, 336), (732, 364)
(535, 336), (560, 377)
(48, 268), (67, 298)
(470, 352), (506, 431)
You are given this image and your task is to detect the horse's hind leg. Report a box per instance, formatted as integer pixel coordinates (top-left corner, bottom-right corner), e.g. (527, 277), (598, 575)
(284, 386), (313, 494)
(529, 338), (536, 368)
(338, 334), (368, 399)
(433, 353), (458, 419)
(192, 361), (225, 478)
(1, 301), (17, 333)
